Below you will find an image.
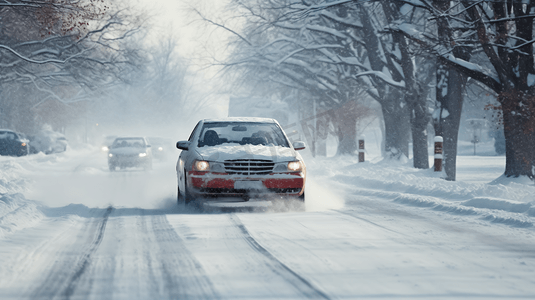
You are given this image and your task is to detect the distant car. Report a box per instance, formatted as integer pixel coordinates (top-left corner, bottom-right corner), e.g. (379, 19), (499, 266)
(108, 137), (152, 171)
(0, 129), (30, 156)
(147, 137), (172, 160)
(176, 118), (306, 206)
(29, 130), (68, 154)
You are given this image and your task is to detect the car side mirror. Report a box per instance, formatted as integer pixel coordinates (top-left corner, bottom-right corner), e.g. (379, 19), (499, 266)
(176, 141), (190, 151)
(293, 141), (306, 151)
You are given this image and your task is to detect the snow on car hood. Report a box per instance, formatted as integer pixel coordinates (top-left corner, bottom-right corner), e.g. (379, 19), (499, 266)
(196, 144), (299, 162)
(109, 147), (146, 155)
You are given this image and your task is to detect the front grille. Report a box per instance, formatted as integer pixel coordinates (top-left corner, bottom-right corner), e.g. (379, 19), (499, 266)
(224, 159), (274, 175)
(117, 154), (138, 158)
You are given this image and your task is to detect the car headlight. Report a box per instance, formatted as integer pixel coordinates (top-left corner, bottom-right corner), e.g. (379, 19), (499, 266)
(108, 153), (113, 157)
(273, 161), (303, 172)
(287, 161), (303, 172)
(139, 153), (147, 157)
(194, 160), (210, 171)
(158, 147), (163, 151)
(102, 146), (109, 152)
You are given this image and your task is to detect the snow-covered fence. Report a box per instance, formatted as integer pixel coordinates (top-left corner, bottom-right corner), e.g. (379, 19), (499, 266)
(434, 136), (443, 172)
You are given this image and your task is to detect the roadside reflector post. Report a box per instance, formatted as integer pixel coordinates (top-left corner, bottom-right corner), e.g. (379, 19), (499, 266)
(358, 135), (365, 163)
(434, 136), (443, 172)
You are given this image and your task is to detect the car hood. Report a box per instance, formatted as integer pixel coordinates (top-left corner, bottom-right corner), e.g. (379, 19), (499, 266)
(109, 147), (146, 155)
(196, 145), (299, 162)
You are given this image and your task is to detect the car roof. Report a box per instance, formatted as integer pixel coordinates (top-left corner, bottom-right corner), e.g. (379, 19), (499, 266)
(202, 117), (278, 124)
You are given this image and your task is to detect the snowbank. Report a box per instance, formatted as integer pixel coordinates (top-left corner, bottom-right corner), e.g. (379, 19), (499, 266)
(0, 194), (44, 238)
(305, 153), (535, 228)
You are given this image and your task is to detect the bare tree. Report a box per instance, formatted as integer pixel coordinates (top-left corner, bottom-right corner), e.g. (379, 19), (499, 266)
(195, 0), (409, 157)
(396, 0), (535, 179)
(0, 1), (145, 133)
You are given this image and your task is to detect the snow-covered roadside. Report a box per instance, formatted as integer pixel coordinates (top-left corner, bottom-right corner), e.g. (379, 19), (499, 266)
(0, 149), (103, 239)
(0, 145), (177, 238)
(0, 157), (29, 195)
(0, 193), (44, 239)
(304, 153), (535, 228)
(0, 156), (44, 239)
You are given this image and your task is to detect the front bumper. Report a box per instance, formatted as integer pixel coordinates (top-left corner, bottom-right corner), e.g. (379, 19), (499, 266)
(109, 156), (150, 167)
(187, 171), (305, 198)
(0, 145), (28, 156)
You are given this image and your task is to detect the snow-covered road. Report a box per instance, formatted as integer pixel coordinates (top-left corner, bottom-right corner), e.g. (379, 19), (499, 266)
(1, 147), (535, 299)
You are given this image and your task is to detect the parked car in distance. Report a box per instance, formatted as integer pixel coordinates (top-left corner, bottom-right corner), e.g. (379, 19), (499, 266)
(147, 136), (172, 160)
(51, 136), (68, 153)
(108, 137), (152, 171)
(29, 130), (68, 154)
(176, 117), (306, 207)
(0, 129), (30, 156)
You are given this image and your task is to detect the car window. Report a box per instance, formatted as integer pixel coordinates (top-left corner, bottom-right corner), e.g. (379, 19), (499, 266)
(197, 122), (290, 148)
(0, 131), (17, 140)
(112, 138), (145, 148)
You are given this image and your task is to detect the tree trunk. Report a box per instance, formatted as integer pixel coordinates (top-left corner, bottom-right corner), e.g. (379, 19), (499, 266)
(432, 0), (472, 181)
(332, 102), (358, 156)
(410, 99), (430, 169)
(316, 113), (329, 156)
(316, 138), (327, 156)
(382, 0), (430, 168)
(435, 67), (466, 181)
(298, 97), (316, 157)
(501, 90), (535, 178)
(382, 91), (410, 159)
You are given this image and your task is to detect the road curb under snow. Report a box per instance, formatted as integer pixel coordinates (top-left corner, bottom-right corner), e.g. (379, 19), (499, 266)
(0, 193), (45, 238)
(392, 194), (534, 228)
(306, 156), (535, 229)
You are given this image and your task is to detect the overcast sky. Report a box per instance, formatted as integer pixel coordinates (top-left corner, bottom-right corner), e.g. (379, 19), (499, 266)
(136, 0), (234, 120)
(137, 0), (230, 59)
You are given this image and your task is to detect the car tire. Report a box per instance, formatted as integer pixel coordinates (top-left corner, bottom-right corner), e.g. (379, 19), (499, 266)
(298, 192), (305, 202)
(183, 173), (199, 209)
(177, 186), (184, 205)
(184, 186), (194, 206)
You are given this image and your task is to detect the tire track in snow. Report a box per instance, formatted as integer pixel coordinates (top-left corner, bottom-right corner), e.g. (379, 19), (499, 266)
(29, 206), (113, 300)
(333, 209), (409, 236)
(61, 206), (112, 299)
(229, 214), (331, 300)
(149, 213), (219, 299)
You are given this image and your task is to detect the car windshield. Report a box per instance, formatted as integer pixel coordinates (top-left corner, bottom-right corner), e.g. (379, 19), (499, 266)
(0, 131), (17, 140)
(198, 122), (290, 148)
(112, 138), (145, 148)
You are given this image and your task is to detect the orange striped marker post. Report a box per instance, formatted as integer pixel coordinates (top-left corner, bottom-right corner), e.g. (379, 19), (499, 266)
(434, 136), (443, 172)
